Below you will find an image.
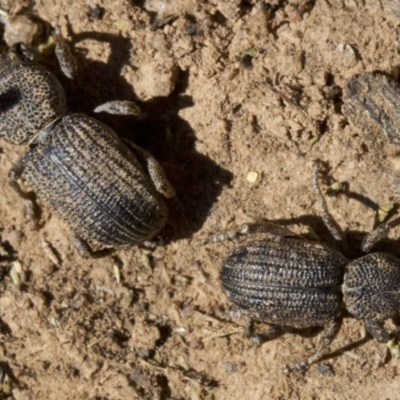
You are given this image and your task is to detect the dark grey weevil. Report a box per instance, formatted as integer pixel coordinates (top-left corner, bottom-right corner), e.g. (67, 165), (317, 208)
(0, 40), (175, 257)
(203, 162), (400, 373)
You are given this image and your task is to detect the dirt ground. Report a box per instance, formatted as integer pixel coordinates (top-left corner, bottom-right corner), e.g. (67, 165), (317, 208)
(1, 0), (400, 399)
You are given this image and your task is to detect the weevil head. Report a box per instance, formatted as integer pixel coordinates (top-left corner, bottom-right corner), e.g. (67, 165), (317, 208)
(0, 43), (67, 145)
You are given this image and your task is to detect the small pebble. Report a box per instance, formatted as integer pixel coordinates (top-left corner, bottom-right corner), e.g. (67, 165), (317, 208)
(246, 171), (259, 183)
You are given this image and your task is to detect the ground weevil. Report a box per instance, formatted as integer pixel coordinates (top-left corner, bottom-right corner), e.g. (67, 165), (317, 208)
(0, 38), (175, 257)
(203, 161), (400, 373)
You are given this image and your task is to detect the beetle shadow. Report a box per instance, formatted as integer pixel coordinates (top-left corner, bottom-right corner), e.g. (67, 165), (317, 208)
(318, 332), (372, 367)
(256, 319), (375, 373)
(50, 28), (233, 242)
(288, 324), (373, 373)
(120, 74), (234, 242)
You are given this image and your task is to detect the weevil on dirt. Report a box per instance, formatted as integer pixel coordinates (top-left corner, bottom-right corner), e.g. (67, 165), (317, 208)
(0, 35), (175, 257)
(203, 161), (400, 374)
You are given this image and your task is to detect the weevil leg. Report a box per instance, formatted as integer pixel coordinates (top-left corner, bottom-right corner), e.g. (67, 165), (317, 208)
(52, 28), (77, 79)
(9, 152), (39, 228)
(10, 42), (37, 62)
(361, 222), (391, 252)
(201, 222), (299, 245)
(123, 140), (175, 198)
(94, 100), (141, 116)
(365, 319), (391, 343)
(244, 317), (254, 337)
(312, 161), (344, 242)
(362, 213), (400, 252)
(72, 234), (92, 258)
(282, 317), (342, 374)
(364, 319), (400, 358)
(72, 234), (113, 259)
(244, 318), (288, 345)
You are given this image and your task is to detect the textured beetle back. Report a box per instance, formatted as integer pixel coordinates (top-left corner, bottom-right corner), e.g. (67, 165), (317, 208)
(21, 113), (168, 247)
(221, 238), (347, 327)
(0, 54), (67, 144)
(344, 252), (400, 320)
